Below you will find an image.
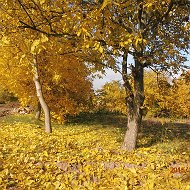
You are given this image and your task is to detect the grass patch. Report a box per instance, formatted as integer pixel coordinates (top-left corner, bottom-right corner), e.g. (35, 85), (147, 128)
(0, 114), (189, 189)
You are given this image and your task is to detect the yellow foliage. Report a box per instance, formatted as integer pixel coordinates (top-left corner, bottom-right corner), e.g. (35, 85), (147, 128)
(144, 71), (190, 118)
(94, 72), (190, 118)
(0, 34), (93, 121)
(94, 81), (127, 114)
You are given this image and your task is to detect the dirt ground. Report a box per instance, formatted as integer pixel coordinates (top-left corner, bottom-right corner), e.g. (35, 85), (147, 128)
(0, 102), (19, 117)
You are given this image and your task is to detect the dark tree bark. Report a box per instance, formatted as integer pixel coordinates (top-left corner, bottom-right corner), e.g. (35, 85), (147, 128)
(121, 52), (144, 151)
(35, 101), (41, 120)
(33, 55), (52, 133)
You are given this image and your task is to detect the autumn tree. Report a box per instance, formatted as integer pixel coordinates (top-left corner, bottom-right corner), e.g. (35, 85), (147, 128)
(0, 0), (95, 132)
(0, 30), (53, 132)
(166, 72), (190, 118)
(144, 71), (190, 118)
(80, 0), (190, 150)
(94, 81), (127, 114)
(144, 71), (172, 117)
(0, 32), (93, 130)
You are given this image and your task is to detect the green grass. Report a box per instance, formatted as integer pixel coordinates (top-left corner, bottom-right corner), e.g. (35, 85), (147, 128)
(0, 114), (189, 189)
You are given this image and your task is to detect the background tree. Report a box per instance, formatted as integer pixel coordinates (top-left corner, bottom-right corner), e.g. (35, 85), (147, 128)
(94, 81), (127, 114)
(167, 72), (190, 118)
(144, 71), (172, 117)
(144, 71), (190, 118)
(94, 71), (190, 118)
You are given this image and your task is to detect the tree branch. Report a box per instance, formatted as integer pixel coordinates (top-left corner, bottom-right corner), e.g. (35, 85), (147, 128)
(143, 0), (174, 35)
(18, 21), (77, 37)
(17, 0), (36, 28)
(31, 0), (56, 33)
(122, 50), (133, 93)
(138, 2), (144, 30)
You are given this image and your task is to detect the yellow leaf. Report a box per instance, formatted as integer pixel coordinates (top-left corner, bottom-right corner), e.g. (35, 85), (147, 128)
(33, 0), (45, 4)
(19, 54), (26, 63)
(99, 46), (104, 54)
(31, 39), (40, 54)
(1, 36), (10, 45)
(128, 167), (137, 174)
(26, 179), (35, 186)
(85, 44), (90, 48)
(43, 151), (48, 157)
(77, 30), (81, 37)
(120, 42), (124, 47)
(40, 34), (48, 43)
(39, 0), (46, 4)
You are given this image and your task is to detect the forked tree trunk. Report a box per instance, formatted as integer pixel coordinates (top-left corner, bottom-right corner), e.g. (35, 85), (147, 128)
(35, 101), (41, 120)
(33, 56), (52, 133)
(121, 53), (144, 151)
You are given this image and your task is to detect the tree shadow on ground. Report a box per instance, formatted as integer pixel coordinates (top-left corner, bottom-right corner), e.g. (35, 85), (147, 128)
(2, 113), (189, 149)
(66, 112), (128, 128)
(138, 119), (190, 147)
(67, 112), (190, 148)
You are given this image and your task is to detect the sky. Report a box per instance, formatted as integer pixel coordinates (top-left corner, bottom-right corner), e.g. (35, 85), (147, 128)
(93, 54), (134, 90)
(93, 53), (190, 90)
(93, 69), (122, 90)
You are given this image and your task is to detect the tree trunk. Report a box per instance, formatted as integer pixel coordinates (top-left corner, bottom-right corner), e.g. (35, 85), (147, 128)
(33, 56), (52, 133)
(121, 52), (144, 151)
(121, 94), (138, 151)
(35, 101), (41, 120)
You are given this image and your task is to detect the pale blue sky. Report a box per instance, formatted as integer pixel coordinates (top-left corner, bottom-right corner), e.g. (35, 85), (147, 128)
(93, 69), (122, 90)
(93, 54), (190, 90)
(93, 54), (134, 90)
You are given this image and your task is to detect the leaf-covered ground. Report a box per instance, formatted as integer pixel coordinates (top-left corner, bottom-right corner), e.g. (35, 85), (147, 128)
(0, 114), (189, 189)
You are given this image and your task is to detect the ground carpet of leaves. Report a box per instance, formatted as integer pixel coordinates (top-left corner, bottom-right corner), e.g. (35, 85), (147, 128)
(0, 114), (189, 189)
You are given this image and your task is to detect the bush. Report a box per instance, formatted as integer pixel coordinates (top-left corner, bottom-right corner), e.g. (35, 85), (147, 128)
(0, 89), (17, 104)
